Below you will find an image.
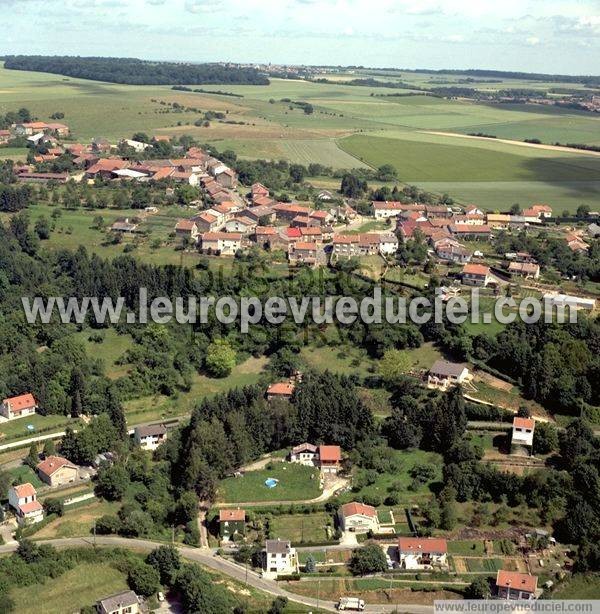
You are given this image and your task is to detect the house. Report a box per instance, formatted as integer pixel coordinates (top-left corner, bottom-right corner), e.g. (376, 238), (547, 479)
(318, 445), (341, 474)
(299, 226), (323, 242)
(522, 204), (552, 220)
(273, 203), (312, 222)
(462, 263), (492, 287)
(175, 219), (200, 243)
(255, 226), (279, 248)
(486, 213), (511, 228)
(252, 195), (276, 207)
(373, 201), (405, 219)
(244, 205), (276, 224)
(36, 455), (78, 487)
(110, 218), (138, 233)
(0, 130), (11, 145)
(263, 539), (299, 578)
(588, 223), (600, 238)
(508, 262), (540, 279)
(428, 360), (470, 389)
(338, 502), (379, 533)
(435, 238), (471, 263)
(225, 216), (257, 234)
(219, 508), (246, 539)
(14, 121), (49, 136)
(266, 382), (295, 401)
(96, 590), (141, 614)
(213, 165), (237, 188)
(0, 393), (37, 420)
(398, 537), (448, 570)
(251, 182), (269, 198)
(194, 212), (221, 233)
(449, 224), (492, 240)
(85, 158), (130, 179)
(511, 417), (535, 455)
(8, 483), (44, 526)
(466, 206), (484, 216)
(495, 570), (538, 600)
(134, 424), (168, 451)
(121, 139), (150, 152)
(46, 122), (70, 137)
(379, 233), (399, 255)
(425, 204), (451, 218)
(309, 209), (334, 225)
(288, 242), (319, 266)
(452, 214), (486, 226)
(289, 443), (318, 465)
(200, 232), (243, 255)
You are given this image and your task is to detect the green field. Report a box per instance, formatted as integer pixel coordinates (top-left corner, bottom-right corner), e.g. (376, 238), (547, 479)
(1, 63), (599, 210)
(0, 413), (78, 443)
(9, 563), (129, 614)
(218, 462), (322, 503)
(552, 574), (600, 598)
(269, 511), (333, 544)
(6, 464), (44, 488)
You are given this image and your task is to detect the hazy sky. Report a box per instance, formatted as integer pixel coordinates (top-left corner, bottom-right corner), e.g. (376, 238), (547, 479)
(1, 0), (599, 74)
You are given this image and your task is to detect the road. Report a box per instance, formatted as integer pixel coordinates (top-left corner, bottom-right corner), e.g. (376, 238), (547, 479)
(0, 537), (434, 614)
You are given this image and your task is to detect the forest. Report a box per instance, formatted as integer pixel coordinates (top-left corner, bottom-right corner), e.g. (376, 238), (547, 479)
(3, 56), (270, 86)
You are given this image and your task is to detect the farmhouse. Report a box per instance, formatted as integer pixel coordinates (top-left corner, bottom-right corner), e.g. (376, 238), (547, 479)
(511, 417), (535, 455)
(273, 203), (312, 222)
(97, 590), (141, 614)
(213, 165), (237, 188)
(110, 219), (138, 233)
(219, 508), (246, 539)
(495, 570), (538, 600)
(263, 539), (299, 578)
(255, 225), (279, 248)
(373, 201), (405, 219)
(449, 224), (492, 239)
(462, 263), (492, 287)
(0, 393), (37, 421)
(225, 216), (257, 234)
(522, 204), (552, 220)
(508, 261), (540, 279)
(175, 219), (200, 243)
(194, 212), (221, 233)
(398, 537), (448, 570)
(318, 445), (342, 474)
(486, 214), (511, 228)
(251, 182), (269, 198)
(200, 232), (243, 254)
(434, 238), (471, 263)
(338, 502), (380, 533)
(8, 483), (44, 526)
(288, 242), (319, 266)
(134, 423), (168, 451)
(36, 455), (78, 487)
(266, 382), (295, 401)
(428, 360), (470, 389)
(244, 205), (276, 224)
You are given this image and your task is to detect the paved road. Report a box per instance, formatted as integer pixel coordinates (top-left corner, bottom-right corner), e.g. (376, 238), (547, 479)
(0, 537), (434, 614)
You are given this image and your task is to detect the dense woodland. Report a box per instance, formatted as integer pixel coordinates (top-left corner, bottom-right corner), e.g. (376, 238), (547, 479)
(3, 56), (269, 86)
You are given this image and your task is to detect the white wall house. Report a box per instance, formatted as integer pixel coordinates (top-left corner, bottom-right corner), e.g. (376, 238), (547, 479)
(338, 502), (380, 534)
(398, 537), (448, 570)
(511, 417), (535, 454)
(8, 483), (44, 526)
(263, 539), (299, 578)
(289, 443), (318, 465)
(134, 424), (168, 451)
(0, 393), (37, 421)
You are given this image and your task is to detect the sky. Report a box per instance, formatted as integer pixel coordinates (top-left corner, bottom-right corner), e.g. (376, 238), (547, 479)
(1, 0), (600, 74)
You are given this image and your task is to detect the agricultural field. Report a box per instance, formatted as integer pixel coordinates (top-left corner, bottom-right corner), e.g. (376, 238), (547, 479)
(218, 462), (322, 504)
(1, 63), (599, 210)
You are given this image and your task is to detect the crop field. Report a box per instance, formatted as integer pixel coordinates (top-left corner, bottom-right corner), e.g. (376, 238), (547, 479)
(1, 63), (599, 210)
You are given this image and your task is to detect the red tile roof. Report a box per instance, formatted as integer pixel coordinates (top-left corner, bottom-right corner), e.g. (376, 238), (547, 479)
(3, 393), (36, 414)
(513, 417), (535, 430)
(398, 537), (448, 553)
(294, 242), (317, 251)
(13, 483), (36, 498)
(341, 502), (376, 518)
(463, 263), (490, 276)
(202, 232), (242, 241)
(267, 382), (295, 396)
(36, 455), (76, 478)
(219, 508), (245, 522)
(175, 219), (197, 231)
(300, 227), (322, 236)
(20, 500), (43, 514)
(285, 227), (303, 239)
(318, 445), (341, 462)
(255, 226), (277, 235)
(496, 570), (537, 593)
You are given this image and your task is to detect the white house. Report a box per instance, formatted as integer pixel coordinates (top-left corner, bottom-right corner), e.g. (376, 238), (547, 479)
(379, 233), (399, 256)
(398, 537), (448, 570)
(134, 424), (168, 451)
(428, 360), (470, 389)
(0, 393), (37, 421)
(511, 417), (535, 454)
(373, 202), (404, 219)
(263, 539), (299, 578)
(97, 590), (141, 614)
(8, 483), (44, 526)
(338, 502), (380, 534)
(289, 443), (318, 465)
(200, 232), (242, 255)
(121, 139), (150, 152)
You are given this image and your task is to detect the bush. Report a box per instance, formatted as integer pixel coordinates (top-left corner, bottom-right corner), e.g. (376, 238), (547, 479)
(127, 561), (160, 597)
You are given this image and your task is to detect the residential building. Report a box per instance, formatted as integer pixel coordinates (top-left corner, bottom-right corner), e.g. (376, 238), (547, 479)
(251, 182), (269, 199)
(495, 570), (538, 600)
(508, 262), (540, 279)
(175, 219), (199, 243)
(85, 158), (129, 179)
(120, 139), (150, 152)
(435, 238), (471, 264)
(449, 224), (492, 240)
(214, 165), (237, 188)
(428, 360), (470, 389)
(486, 214), (511, 228)
(0, 393), (37, 420)
(465, 206), (484, 216)
(289, 443), (319, 465)
(219, 508), (246, 539)
(309, 209), (334, 225)
(398, 537), (448, 570)
(266, 382), (295, 401)
(36, 455), (78, 487)
(318, 445), (342, 474)
(511, 417), (535, 454)
(338, 502), (380, 533)
(0, 130), (11, 145)
(8, 483), (44, 526)
(225, 216), (257, 234)
(194, 212), (221, 233)
(134, 424), (168, 451)
(263, 539), (299, 578)
(200, 232), (242, 255)
(462, 263), (492, 287)
(288, 241), (318, 266)
(273, 203), (312, 222)
(254, 226), (279, 248)
(373, 201), (405, 219)
(244, 205), (276, 224)
(522, 204), (552, 220)
(96, 590), (141, 614)
(110, 219), (138, 233)
(299, 226), (323, 242)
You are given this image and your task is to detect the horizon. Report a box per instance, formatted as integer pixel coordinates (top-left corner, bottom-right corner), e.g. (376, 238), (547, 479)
(1, 0), (599, 75)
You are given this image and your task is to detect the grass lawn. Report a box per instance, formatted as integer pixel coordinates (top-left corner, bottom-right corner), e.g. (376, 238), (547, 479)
(405, 342), (444, 371)
(6, 464), (44, 489)
(218, 462), (322, 503)
(0, 413), (79, 443)
(552, 574), (600, 599)
(35, 500), (120, 539)
(465, 558), (504, 572)
(448, 540), (486, 556)
(300, 344), (374, 378)
(9, 563), (129, 614)
(269, 512), (333, 544)
(73, 328), (134, 379)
